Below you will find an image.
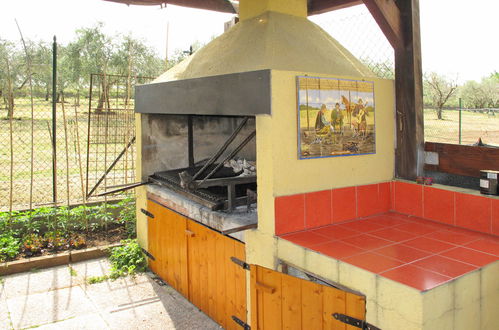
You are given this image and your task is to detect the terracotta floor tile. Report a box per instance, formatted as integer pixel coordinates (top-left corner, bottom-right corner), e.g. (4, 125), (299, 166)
(465, 239), (499, 256)
(403, 237), (455, 253)
(386, 213), (414, 222)
(424, 230), (481, 245)
(381, 264), (451, 291)
(312, 240), (364, 260)
(280, 231), (334, 248)
(440, 247), (498, 267)
(412, 255), (477, 278)
(374, 243), (430, 262)
(341, 234), (393, 250)
(394, 222), (440, 235)
(343, 252), (404, 274)
(337, 220), (385, 233)
(366, 215), (407, 227)
(311, 225), (359, 240)
(369, 228), (418, 242)
(443, 226), (486, 238)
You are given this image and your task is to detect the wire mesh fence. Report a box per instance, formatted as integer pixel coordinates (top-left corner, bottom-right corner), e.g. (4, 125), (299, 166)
(424, 107), (499, 145)
(0, 69), (152, 211)
(312, 6), (395, 80)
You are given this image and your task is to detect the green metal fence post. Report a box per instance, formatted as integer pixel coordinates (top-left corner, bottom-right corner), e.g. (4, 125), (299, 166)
(459, 97), (462, 145)
(52, 35), (57, 203)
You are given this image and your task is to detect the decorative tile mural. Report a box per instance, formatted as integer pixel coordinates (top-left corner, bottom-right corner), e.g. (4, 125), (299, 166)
(297, 76), (375, 159)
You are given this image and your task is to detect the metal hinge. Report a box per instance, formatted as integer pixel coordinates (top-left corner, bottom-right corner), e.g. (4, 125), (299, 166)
(141, 208), (154, 218)
(333, 313), (381, 330)
(231, 316), (250, 330)
(230, 257), (250, 270)
(141, 248), (155, 261)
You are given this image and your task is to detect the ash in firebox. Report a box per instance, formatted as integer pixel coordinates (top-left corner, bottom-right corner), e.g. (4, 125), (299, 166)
(224, 158), (256, 176)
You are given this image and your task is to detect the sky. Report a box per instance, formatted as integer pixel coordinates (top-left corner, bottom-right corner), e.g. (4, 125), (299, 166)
(1, 0), (497, 83)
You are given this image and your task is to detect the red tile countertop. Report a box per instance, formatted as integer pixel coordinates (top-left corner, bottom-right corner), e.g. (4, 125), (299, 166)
(280, 212), (499, 291)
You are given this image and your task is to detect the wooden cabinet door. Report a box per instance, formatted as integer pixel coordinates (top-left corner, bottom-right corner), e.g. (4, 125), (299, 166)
(186, 219), (247, 330)
(250, 265), (366, 330)
(146, 200), (188, 297)
(146, 200), (247, 329)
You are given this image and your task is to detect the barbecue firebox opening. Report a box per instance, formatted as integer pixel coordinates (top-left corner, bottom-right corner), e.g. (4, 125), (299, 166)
(142, 113), (257, 211)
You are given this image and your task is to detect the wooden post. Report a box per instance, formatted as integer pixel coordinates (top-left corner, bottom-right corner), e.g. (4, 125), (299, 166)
(363, 0), (424, 179)
(394, 0), (424, 179)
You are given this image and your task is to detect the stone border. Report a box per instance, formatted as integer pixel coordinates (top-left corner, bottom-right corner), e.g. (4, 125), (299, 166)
(0, 243), (121, 276)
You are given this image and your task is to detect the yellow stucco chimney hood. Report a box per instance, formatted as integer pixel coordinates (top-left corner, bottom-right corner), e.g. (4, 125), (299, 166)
(135, 0), (374, 117)
(153, 0), (373, 83)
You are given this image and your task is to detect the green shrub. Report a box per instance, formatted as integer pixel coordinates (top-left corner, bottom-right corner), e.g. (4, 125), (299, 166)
(0, 234), (20, 261)
(117, 197), (136, 238)
(109, 239), (146, 279)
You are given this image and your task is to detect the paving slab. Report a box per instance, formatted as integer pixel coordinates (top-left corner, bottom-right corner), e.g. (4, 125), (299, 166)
(1, 264), (81, 299)
(1, 258), (221, 330)
(69, 257), (111, 281)
(7, 285), (96, 329)
(34, 314), (109, 330)
(0, 294), (13, 330)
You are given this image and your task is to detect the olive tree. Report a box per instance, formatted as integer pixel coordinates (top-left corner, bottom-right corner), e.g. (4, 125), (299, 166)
(423, 72), (458, 120)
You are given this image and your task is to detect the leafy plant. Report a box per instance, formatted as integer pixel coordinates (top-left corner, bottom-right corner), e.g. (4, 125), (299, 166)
(0, 234), (20, 261)
(68, 266), (78, 277)
(68, 233), (86, 249)
(44, 231), (67, 251)
(117, 197), (136, 238)
(22, 233), (44, 255)
(109, 239), (146, 279)
(86, 275), (109, 284)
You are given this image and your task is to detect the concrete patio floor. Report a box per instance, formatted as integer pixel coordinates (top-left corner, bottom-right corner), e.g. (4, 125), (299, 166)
(0, 258), (220, 330)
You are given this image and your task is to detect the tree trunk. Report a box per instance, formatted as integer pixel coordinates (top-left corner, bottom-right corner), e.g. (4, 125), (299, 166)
(7, 92), (14, 118)
(96, 79), (109, 113)
(436, 107), (443, 120)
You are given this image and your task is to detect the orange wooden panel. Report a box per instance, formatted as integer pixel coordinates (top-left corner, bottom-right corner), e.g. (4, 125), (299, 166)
(301, 280), (324, 329)
(187, 220), (201, 309)
(206, 229), (218, 321)
(233, 241), (247, 324)
(250, 264), (366, 330)
(281, 273), (302, 330)
(260, 267), (283, 330)
(224, 239), (238, 330)
(163, 209), (173, 286)
(146, 201), (159, 274)
(345, 292), (366, 330)
(172, 212), (188, 297)
(323, 285), (346, 330)
(198, 223), (210, 314)
(250, 264), (258, 330)
(147, 202), (248, 330)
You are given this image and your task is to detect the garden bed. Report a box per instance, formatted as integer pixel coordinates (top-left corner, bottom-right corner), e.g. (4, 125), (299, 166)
(0, 197), (136, 264)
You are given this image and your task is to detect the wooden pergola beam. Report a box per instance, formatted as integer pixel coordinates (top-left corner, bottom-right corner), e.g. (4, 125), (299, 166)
(308, 0), (362, 15)
(362, 0), (403, 50)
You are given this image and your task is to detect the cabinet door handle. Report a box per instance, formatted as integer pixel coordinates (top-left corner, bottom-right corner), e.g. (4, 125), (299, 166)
(185, 229), (195, 237)
(255, 281), (276, 294)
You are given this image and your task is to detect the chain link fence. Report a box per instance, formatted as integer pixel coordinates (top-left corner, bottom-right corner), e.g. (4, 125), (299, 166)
(424, 107), (499, 146)
(0, 58), (152, 211)
(314, 6), (498, 146)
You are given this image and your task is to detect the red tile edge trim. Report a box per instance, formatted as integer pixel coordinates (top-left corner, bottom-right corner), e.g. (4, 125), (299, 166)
(274, 181), (498, 237)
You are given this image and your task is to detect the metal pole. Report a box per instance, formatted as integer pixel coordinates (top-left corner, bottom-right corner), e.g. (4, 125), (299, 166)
(52, 35), (57, 203)
(459, 97), (462, 145)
